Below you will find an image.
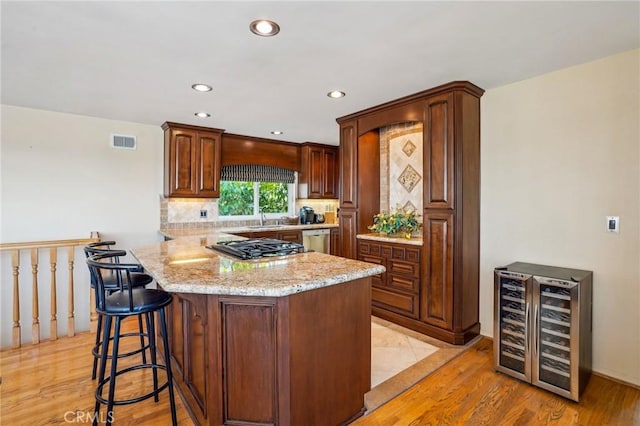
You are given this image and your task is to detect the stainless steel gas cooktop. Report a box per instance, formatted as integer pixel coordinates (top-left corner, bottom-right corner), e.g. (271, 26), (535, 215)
(207, 238), (306, 260)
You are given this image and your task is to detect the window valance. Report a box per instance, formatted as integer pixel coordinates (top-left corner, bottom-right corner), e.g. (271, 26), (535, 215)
(221, 164), (295, 184)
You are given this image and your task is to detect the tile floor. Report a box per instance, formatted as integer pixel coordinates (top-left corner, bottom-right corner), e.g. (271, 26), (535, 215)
(371, 319), (439, 387)
(365, 316), (480, 413)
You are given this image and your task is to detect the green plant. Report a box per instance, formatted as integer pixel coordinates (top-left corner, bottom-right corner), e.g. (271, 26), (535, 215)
(368, 206), (421, 238)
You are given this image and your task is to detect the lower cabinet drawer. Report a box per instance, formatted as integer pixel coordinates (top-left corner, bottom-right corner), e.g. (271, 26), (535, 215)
(388, 274), (419, 292)
(372, 287), (418, 318)
(389, 259), (420, 278)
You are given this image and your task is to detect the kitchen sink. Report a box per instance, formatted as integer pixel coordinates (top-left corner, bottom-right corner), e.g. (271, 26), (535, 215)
(247, 225), (286, 229)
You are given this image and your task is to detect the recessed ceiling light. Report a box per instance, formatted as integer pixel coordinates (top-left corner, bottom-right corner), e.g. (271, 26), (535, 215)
(250, 19), (280, 37)
(195, 112), (211, 118)
(192, 83), (212, 92)
(271, 130), (283, 135)
(327, 90), (346, 98)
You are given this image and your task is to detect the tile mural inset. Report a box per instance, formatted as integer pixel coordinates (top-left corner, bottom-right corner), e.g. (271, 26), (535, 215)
(381, 123), (424, 217)
(403, 200), (418, 212)
(397, 165), (421, 193)
(402, 139), (416, 157)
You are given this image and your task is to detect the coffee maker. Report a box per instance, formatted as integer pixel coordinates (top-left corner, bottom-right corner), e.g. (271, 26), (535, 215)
(300, 206), (315, 224)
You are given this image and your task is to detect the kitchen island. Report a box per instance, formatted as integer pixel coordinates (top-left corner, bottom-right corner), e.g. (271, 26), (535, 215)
(132, 233), (385, 426)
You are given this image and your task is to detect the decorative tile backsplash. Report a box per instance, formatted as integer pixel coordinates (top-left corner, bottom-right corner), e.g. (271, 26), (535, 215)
(380, 122), (424, 217)
(160, 196), (339, 230)
(160, 197), (221, 230)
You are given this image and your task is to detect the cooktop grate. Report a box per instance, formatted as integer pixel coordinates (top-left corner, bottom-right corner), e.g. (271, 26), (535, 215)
(207, 238), (306, 260)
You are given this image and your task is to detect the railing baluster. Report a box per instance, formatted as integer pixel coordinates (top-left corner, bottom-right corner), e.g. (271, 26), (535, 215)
(67, 246), (75, 337)
(1, 235), (99, 348)
(50, 247), (58, 340)
(30, 248), (40, 344)
(12, 250), (21, 348)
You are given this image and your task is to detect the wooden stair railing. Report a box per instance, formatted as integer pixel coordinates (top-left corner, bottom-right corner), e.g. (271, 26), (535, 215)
(0, 235), (99, 348)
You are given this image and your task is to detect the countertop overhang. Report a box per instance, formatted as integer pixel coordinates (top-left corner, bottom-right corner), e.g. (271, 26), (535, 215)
(132, 232), (384, 297)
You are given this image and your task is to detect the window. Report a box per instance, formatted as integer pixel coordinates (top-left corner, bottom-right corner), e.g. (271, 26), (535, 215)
(219, 181), (295, 218)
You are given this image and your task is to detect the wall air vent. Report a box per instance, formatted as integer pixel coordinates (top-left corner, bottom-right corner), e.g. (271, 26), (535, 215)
(110, 134), (137, 150)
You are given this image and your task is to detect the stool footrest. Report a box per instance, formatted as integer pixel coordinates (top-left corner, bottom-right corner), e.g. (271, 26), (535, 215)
(92, 332), (150, 360)
(95, 364), (169, 406)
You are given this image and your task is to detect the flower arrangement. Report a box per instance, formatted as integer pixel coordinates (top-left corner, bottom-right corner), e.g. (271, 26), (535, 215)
(368, 206), (422, 239)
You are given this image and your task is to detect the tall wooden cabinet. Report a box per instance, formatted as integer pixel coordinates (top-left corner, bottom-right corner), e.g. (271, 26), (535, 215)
(336, 81), (484, 344)
(163, 122), (224, 198)
(298, 142), (338, 199)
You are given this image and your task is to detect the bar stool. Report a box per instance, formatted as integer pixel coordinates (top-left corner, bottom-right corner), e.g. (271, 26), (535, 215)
(84, 242), (153, 380)
(87, 251), (177, 426)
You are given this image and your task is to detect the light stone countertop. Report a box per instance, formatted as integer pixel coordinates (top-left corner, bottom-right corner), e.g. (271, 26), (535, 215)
(160, 223), (338, 240)
(356, 233), (424, 246)
(131, 232), (385, 297)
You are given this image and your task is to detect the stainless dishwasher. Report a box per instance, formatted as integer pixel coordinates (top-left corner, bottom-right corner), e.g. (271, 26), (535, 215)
(302, 229), (330, 253)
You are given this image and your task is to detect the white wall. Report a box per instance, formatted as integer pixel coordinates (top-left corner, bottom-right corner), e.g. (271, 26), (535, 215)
(0, 106), (164, 346)
(480, 49), (640, 385)
(1, 106), (164, 244)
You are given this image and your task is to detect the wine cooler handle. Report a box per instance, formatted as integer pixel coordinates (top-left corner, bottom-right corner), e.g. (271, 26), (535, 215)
(525, 302), (530, 352)
(534, 303), (539, 356)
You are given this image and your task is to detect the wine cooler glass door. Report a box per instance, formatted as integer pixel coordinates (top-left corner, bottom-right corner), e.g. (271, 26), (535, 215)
(532, 276), (580, 401)
(494, 270), (532, 382)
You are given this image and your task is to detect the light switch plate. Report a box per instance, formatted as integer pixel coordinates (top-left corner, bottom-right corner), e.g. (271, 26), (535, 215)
(606, 216), (619, 233)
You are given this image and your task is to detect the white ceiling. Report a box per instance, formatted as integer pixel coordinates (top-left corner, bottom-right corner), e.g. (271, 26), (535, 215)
(2, 1), (639, 145)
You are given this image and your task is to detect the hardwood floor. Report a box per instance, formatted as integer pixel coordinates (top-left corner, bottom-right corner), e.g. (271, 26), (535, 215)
(1, 320), (638, 425)
(355, 338), (640, 425)
(0, 317), (193, 426)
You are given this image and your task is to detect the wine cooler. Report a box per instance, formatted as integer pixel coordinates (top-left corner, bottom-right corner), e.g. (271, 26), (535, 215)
(494, 262), (592, 401)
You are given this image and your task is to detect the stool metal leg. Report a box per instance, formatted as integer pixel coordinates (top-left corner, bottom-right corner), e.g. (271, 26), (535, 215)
(148, 312), (159, 403)
(92, 314), (103, 380)
(137, 314), (147, 365)
(94, 315), (112, 426)
(105, 317), (122, 426)
(159, 308), (178, 426)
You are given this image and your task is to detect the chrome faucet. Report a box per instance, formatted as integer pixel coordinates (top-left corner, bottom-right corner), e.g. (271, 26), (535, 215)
(260, 212), (266, 226)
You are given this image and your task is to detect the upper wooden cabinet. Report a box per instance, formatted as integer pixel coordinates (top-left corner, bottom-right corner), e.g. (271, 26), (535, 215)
(163, 122), (224, 198)
(298, 143), (338, 199)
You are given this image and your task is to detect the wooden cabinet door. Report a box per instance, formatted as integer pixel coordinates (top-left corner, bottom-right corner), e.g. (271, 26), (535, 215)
(322, 147), (338, 198)
(330, 227), (340, 256)
(221, 299), (277, 424)
(339, 121), (357, 209)
(167, 298), (185, 378)
(197, 131), (221, 197)
(338, 209), (357, 259)
(307, 147), (324, 198)
(167, 294), (208, 424)
(185, 296), (208, 417)
(424, 92), (454, 209)
(168, 129), (197, 196)
(420, 212), (454, 329)
(277, 230), (302, 244)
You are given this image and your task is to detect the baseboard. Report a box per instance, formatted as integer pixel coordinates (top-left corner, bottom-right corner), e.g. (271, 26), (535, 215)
(592, 371), (640, 391)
